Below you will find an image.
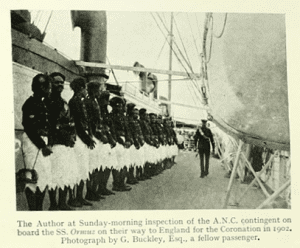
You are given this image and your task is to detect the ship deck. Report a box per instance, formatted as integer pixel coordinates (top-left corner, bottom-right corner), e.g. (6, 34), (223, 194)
(16, 151), (287, 211)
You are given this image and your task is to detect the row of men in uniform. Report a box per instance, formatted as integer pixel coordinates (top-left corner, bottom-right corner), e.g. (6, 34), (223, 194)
(21, 72), (178, 211)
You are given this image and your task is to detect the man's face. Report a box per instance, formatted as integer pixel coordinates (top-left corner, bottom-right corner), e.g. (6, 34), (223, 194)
(99, 79), (107, 91)
(39, 76), (51, 97)
(52, 76), (64, 94)
(133, 109), (139, 120)
(114, 104), (122, 113)
(150, 115), (156, 123)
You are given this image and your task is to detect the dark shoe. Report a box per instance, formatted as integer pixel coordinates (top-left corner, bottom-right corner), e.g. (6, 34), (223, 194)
(119, 186), (132, 192)
(113, 186), (132, 192)
(85, 193), (101, 202)
(68, 199), (83, 208)
(112, 185), (120, 191)
(58, 204), (73, 211)
(126, 179), (138, 185)
(101, 188), (115, 195)
(78, 198), (93, 206)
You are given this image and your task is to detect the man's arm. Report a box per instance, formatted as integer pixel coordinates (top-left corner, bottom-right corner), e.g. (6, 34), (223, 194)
(209, 130), (215, 152)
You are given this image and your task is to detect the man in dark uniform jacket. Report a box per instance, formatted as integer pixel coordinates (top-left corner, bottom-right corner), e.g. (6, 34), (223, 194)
(157, 115), (167, 171)
(139, 108), (154, 179)
(194, 119), (215, 178)
(162, 116), (174, 169)
(97, 90), (116, 196)
(22, 73), (53, 210)
(128, 105), (148, 182)
(149, 113), (164, 175)
(69, 77), (95, 206)
(169, 117), (178, 164)
(109, 97), (132, 191)
(48, 72), (76, 210)
(84, 81), (107, 202)
(126, 103), (140, 184)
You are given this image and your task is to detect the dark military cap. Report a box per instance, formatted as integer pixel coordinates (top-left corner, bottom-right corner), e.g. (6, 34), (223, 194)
(126, 103), (136, 115)
(109, 97), (124, 107)
(149, 113), (157, 118)
(50, 72), (66, 81)
(127, 103), (136, 111)
(201, 119), (208, 123)
(139, 108), (147, 116)
(157, 115), (163, 120)
(87, 81), (100, 94)
(163, 116), (170, 122)
(70, 77), (86, 92)
(98, 73), (109, 79)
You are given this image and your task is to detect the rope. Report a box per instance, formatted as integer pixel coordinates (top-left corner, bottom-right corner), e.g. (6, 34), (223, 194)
(21, 142), (40, 170)
(173, 16), (195, 73)
(154, 37), (168, 66)
(106, 56), (119, 86)
(150, 13), (192, 79)
(205, 15), (214, 63)
(213, 13), (228, 38)
(186, 13), (200, 58)
(42, 10), (53, 35)
(151, 13), (205, 103)
(32, 10), (41, 25)
(36, 10), (44, 27)
(155, 12), (169, 33)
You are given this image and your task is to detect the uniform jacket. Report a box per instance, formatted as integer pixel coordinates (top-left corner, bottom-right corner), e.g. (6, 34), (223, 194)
(48, 94), (75, 147)
(69, 95), (93, 146)
(139, 118), (154, 146)
(22, 95), (51, 149)
(109, 111), (133, 146)
(194, 127), (215, 151)
(127, 116), (145, 148)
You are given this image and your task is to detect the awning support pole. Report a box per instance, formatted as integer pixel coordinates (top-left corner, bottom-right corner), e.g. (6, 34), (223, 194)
(236, 153), (275, 204)
(222, 139), (243, 209)
(256, 179), (291, 209)
(240, 152), (271, 198)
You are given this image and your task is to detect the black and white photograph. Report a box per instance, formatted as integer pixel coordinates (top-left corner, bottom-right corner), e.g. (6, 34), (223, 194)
(12, 9), (290, 211)
(2, 1), (300, 247)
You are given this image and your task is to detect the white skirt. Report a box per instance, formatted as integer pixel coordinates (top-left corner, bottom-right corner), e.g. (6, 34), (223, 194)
(49, 145), (78, 190)
(153, 146), (161, 163)
(160, 145), (166, 161)
(22, 133), (51, 193)
(165, 145), (171, 158)
(114, 143), (130, 170)
(135, 145), (145, 167)
(89, 138), (101, 173)
(74, 135), (90, 183)
(143, 143), (152, 163)
(104, 144), (118, 169)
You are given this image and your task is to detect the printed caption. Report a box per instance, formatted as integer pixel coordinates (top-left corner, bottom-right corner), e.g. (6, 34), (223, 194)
(17, 216), (292, 245)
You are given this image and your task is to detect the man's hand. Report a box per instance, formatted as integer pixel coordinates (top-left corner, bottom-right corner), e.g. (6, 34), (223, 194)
(88, 139), (96, 149)
(124, 141), (131, 148)
(42, 145), (53, 156)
